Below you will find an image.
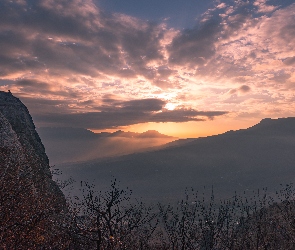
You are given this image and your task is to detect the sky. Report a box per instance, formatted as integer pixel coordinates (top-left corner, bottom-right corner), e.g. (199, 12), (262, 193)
(1, 0), (295, 138)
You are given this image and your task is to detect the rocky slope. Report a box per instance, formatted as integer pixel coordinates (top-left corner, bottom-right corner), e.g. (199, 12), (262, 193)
(0, 91), (71, 248)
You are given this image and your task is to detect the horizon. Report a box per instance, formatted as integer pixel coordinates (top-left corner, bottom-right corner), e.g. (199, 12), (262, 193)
(36, 115), (293, 139)
(1, 1), (295, 138)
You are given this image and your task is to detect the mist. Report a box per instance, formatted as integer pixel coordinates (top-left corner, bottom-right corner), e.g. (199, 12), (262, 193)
(37, 127), (176, 165)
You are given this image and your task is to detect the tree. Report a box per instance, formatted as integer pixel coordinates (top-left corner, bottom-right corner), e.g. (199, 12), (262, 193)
(70, 179), (158, 249)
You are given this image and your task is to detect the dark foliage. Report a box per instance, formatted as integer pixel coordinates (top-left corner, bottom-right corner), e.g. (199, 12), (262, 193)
(65, 180), (295, 249)
(2, 162), (295, 249)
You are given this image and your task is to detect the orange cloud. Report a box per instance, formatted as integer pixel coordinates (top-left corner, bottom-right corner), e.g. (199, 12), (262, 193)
(1, 0), (295, 136)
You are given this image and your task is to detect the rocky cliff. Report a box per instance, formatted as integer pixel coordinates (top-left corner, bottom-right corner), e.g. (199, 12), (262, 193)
(0, 91), (49, 172)
(0, 90), (65, 200)
(0, 91), (71, 248)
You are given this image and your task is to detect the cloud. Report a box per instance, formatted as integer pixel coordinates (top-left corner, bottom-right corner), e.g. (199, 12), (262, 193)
(283, 57), (295, 66)
(0, 0), (165, 81)
(120, 99), (165, 112)
(188, 1), (295, 91)
(168, 18), (221, 67)
(228, 85), (251, 95)
(1, 0), (295, 131)
(269, 72), (291, 83)
(27, 97), (227, 129)
(253, 0), (278, 13)
(16, 79), (50, 88)
(239, 85), (251, 93)
(97, 98), (166, 112)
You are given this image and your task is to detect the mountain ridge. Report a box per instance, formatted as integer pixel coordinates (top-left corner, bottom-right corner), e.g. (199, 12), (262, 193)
(37, 127), (175, 139)
(58, 116), (295, 203)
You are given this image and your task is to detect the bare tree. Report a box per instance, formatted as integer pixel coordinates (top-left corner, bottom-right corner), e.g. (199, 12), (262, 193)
(70, 179), (158, 250)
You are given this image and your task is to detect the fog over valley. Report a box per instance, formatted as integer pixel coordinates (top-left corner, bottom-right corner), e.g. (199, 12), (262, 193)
(53, 118), (295, 203)
(38, 127), (176, 165)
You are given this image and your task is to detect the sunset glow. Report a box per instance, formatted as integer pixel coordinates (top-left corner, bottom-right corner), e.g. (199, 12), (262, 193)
(1, 0), (295, 137)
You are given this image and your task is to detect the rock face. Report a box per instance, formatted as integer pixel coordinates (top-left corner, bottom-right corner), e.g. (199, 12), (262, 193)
(0, 91), (70, 248)
(0, 91), (64, 197)
(0, 91), (49, 172)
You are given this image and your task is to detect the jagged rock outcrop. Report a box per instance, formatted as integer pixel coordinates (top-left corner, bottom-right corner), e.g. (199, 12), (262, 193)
(0, 91), (72, 249)
(0, 91), (65, 202)
(0, 91), (50, 174)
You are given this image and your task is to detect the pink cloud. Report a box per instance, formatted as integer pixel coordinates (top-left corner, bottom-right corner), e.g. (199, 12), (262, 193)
(253, 0), (278, 13)
(1, 0), (295, 130)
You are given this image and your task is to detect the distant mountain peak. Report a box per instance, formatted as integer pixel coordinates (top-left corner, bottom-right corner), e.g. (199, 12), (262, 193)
(138, 130), (174, 138)
(93, 129), (175, 138)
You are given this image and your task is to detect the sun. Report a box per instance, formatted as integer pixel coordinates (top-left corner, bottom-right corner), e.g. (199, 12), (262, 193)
(165, 103), (176, 110)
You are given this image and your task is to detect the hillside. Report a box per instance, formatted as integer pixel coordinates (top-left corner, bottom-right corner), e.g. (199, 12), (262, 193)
(58, 117), (295, 203)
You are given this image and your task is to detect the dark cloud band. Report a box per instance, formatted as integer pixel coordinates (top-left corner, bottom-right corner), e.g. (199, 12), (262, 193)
(24, 97), (227, 129)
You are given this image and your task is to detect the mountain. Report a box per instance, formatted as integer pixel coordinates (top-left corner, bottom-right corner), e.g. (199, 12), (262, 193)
(104, 129), (174, 138)
(136, 130), (174, 138)
(58, 117), (295, 203)
(37, 127), (176, 164)
(38, 127), (175, 139)
(0, 91), (70, 248)
(236, 117), (295, 136)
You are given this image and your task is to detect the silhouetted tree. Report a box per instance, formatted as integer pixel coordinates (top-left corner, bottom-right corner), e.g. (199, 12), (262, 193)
(70, 179), (158, 249)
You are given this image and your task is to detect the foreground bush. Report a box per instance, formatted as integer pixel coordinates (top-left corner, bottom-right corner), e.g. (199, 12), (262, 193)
(2, 167), (295, 249)
(67, 181), (295, 249)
